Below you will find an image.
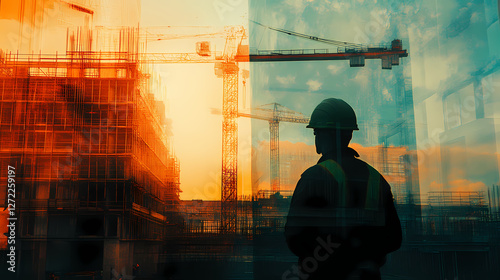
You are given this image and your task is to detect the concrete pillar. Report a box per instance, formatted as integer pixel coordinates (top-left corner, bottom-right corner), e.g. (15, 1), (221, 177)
(117, 241), (134, 278)
(134, 241), (160, 277)
(36, 241), (47, 280)
(102, 240), (119, 280)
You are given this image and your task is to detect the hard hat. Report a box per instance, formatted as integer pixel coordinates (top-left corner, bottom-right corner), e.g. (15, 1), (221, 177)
(307, 98), (359, 130)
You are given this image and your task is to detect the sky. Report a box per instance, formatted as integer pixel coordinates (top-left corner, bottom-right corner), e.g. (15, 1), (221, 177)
(140, 0), (251, 200)
(247, 0), (500, 203)
(248, 0), (418, 195)
(0, 0), (498, 203)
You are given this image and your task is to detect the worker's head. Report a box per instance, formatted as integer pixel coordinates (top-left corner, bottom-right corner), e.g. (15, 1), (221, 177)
(307, 98), (358, 154)
(313, 129), (353, 154)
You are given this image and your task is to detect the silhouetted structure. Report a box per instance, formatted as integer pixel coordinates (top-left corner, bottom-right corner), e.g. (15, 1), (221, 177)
(0, 45), (180, 280)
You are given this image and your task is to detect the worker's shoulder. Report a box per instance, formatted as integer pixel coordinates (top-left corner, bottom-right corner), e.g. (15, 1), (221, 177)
(300, 164), (329, 179)
(349, 156), (378, 172)
(300, 157), (374, 176)
(348, 157), (392, 187)
(345, 157), (389, 181)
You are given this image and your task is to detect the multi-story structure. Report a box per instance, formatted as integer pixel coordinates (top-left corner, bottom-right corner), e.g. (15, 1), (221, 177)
(409, 0), (500, 200)
(0, 1), (181, 279)
(0, 32), (180, 279)
(382, 1), (500, 279)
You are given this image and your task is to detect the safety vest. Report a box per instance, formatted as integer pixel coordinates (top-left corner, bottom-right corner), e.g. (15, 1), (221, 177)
(316, 159), (385, 227)
(318, 159), (380, 209)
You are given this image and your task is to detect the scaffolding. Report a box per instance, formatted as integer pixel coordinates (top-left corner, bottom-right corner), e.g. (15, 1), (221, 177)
(488, 185), (500, 221)
(0, 29), (181, 278)
(422, 192), (488, 239)
(428, 191), (486, 207)
(0, 49), (179, 208)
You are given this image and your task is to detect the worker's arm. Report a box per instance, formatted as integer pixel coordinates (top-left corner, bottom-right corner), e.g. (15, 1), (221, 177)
(348, 176), (402, 260)
(285, 167), (329, 257)
(381, 177), (402, 253)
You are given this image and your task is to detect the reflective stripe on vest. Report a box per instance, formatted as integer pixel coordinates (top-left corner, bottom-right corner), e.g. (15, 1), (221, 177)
(365, 165), (381, 210)
(318, 159), (380, 210)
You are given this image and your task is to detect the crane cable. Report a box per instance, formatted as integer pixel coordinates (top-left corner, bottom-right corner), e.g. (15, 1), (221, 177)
(250, 20), (363, 49)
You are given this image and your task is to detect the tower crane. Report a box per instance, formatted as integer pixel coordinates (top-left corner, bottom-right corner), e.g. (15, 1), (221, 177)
(238, 103), (309, 193)
(211, 103), (310, 194)
(146, 26), (246, 234)
(131, 23), (408, 234)
(240, 21), (408, 69)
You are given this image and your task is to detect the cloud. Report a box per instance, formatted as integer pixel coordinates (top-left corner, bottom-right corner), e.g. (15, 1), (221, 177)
(429, 179), (487, 193)
(331, 2), (351, 12)
(276, 75), (296, 85)
(470, 12), (480, 23)
(352, 68), (369, 87)
(293, 18), (309, 34)
(415, 143), (499, 204)
(284, 0), (308, 14)
(252, 136), (498, 203)
(306, 79), (322, 91)
(382, 88), (393, 102)
(327, 64), (344, 75)
(308, 1), (351, 14)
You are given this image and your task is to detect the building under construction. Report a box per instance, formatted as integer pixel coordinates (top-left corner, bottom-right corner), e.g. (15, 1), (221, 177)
(1, 1), (500, 279)
(0, 28), (181, 279)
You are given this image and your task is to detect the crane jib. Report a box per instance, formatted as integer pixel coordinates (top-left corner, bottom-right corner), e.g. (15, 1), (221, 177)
(236, 50), (408, 63)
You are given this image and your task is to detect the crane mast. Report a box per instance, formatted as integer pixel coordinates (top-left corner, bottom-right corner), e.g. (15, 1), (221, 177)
(216, 26), (245, 233)
(239, 103), (309, 192)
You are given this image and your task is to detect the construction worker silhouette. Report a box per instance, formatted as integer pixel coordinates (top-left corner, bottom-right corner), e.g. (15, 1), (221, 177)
(285, 98), (402, 280)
